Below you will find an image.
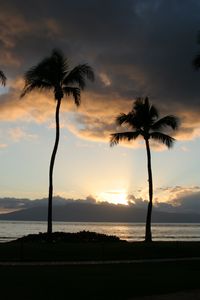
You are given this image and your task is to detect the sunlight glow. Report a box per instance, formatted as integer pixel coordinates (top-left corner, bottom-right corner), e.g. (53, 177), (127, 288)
(97, 189), (128, 205)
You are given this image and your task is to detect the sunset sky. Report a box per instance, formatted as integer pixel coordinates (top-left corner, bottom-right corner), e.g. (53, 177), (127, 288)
(0, 0), (200, 207)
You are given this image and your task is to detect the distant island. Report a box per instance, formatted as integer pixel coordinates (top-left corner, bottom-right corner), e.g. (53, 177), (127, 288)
(0, 198), (199, 223)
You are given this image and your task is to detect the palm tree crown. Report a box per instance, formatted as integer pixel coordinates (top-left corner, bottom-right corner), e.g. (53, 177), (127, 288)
(110, 97), (179, 148)
(21, 49), (94, 103)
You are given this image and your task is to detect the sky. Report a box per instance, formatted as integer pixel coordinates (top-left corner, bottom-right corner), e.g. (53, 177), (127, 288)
(0, 0), (200, 209)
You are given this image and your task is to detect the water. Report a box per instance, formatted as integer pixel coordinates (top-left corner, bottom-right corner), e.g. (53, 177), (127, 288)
(0, 221), (200, 242)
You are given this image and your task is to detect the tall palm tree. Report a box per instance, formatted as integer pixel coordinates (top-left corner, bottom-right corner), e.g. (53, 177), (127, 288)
(0, 69), (6, 86)
(21, 49), (94, 235)
(110, 97), (179, 242)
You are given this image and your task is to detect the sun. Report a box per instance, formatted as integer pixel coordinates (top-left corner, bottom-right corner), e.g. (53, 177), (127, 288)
(98, 189), (128, 205)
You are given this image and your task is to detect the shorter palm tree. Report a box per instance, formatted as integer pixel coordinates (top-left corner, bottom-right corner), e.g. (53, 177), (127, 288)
(110, 97), (179, 242)
(0, 70), (6, 86)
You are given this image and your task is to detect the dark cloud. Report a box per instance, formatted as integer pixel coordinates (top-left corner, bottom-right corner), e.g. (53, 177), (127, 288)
(172, 191), (200, 213)
(128, 185), (200, 214)
(127, 194), (148, 208)
(0, 0), (200, 143)
(0, 195), (97, 213)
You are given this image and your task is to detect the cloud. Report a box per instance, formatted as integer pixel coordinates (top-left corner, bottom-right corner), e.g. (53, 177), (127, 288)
(127, 185), (200, 214)
(0, 180), (200, 216)
(99, 73), (112, 86)
(172, 191), (200, 213)
(0, 78), (56, 123)
(127, 194), (148, 208)
(0, 187), (200, 215)
(0, 196), (99, 214)
(0, 143), (7, 148)
(8, 127), (38, 142)
(0, 0), (200, 147)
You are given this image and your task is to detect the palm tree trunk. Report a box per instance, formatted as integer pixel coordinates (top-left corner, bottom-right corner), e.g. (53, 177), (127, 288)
(145, 139), (153, 242)
(47, 98), (61, 235)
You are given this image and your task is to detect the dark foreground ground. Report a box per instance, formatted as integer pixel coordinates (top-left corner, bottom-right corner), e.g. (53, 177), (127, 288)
(2, 231), (200, 262)
(1, 260), (200, 300)
(1, 232), (200, 299)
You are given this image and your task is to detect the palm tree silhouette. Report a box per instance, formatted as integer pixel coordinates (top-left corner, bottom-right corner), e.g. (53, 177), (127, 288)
(21, 49), (94, 235)
(0, 69), (6, 86)
(110, 97), (179, 242)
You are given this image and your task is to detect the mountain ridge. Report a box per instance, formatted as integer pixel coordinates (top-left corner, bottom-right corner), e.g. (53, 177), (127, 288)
(0, 203), (199, 223)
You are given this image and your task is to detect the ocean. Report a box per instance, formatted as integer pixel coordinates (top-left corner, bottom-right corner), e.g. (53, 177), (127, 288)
(0, 220), (200, 242)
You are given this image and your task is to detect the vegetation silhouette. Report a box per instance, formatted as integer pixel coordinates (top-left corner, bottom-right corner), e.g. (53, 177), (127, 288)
(0, 69), (6, 86)
(21, 49), (94, 235)
(110, 97), (179, 242)
(17, 231), (121, 243)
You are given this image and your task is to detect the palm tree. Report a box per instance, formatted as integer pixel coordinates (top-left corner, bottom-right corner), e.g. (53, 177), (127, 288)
(0, 69), (6, 86)
(110, 97), (179, 242)
(21, 49), (94, 235)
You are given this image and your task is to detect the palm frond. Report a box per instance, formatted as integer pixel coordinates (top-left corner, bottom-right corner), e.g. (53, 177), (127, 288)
(132, 97), (144, 113)
(116, 112), (136, 126)
(110, 131), (140, 147)
(132, 97), (159, 128)
(21, 79), (52, 98)
(151, 115), (179, 131)
(144, 97), (150, 110)
(64, 64), (94, 89)
(150, 132), (175, 148)
(116, 113), (128, 125)
(51, 49), (70, 81)
(22, 64), (54, 95)
(63, 87), (81, 106)
(133, 97), (152, 114)
(116, 112), (143, 130)
(149, 104), (159, 120)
